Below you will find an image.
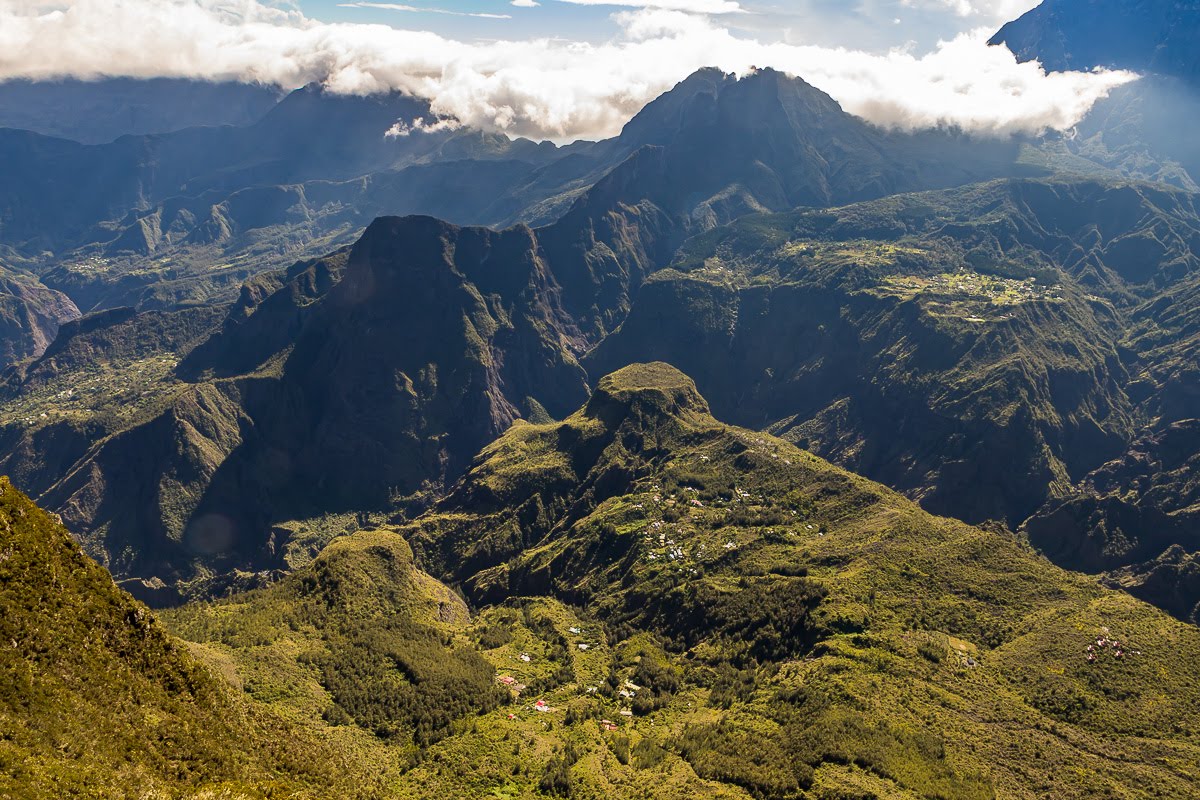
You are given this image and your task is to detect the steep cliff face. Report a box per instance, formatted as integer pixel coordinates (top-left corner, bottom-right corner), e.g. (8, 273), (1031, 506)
(1025, 419), (1200, 619)
(178, 248), (351, 380)
(0, 264), (80, 367)
(269, 215), (592, 509)
(589, 272), (1129, 526)
(1, 217), (593, 593)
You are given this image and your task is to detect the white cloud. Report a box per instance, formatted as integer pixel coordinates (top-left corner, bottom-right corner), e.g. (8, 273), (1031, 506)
(386, 115), (464, 135)
(0, 0), (1133, 141)
(511, 0), (539, 7)
(903, 0), (973, 17)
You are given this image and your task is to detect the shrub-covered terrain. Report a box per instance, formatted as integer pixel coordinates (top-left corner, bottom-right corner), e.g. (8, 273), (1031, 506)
(5, 364), (1200, 797)
(77, 363), (1188, 799)
(0, 476), (344, 798)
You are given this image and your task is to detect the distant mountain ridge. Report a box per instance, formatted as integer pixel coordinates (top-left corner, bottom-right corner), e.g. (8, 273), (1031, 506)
(0, 77), (284, 144)
(0, 67), (1032, 355)
(992, 1), (1200, 192)
(0, 62), (1187, 367)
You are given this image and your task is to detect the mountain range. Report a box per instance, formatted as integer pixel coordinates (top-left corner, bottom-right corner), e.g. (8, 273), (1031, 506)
(0, 67), (1034, 322)
(0, 77), (283, 144)
(2, 0), (1200, 795)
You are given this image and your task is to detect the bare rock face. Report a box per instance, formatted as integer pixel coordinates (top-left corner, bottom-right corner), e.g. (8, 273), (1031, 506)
(0, 265), (80, 367)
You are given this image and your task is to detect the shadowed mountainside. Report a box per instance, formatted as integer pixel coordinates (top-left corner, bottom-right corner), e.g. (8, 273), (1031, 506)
(0, 261), (79, 368)
(991, 0), (1200, 85)
(0, 217), (591, 594)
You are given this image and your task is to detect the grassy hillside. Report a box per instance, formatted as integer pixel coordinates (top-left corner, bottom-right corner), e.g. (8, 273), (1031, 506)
(153, 364), (1200, 799)
(0, 476), (343, 799)
(165, 529), (515, 793)
(403, 365), (1200, 798)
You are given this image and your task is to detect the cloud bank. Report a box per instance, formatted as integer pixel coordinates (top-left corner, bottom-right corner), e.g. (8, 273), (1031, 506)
(0, 0), (1135, 141)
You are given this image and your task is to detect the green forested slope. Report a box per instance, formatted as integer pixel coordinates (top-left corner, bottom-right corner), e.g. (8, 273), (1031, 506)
(5, 364), (1200, 797)
(0, 476), (343, 799)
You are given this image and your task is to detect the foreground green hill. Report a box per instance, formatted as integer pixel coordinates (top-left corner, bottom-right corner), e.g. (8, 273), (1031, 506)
(0, 476), (345, 798)
(159, 364), (1200, 799)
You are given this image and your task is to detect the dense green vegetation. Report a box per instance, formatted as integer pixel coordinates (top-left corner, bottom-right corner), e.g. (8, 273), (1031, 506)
(169, 531), (507, 760)
(6, 364), (1200, 797)
(5, 169), (1199, 643)
(4, 61), (1200, 632)
(0, 476), (342, 798)
(5, 28), (1200, 797)
(392, 364), (1200, 798)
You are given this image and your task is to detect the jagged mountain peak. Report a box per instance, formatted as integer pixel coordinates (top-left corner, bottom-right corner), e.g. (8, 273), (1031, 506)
(618, 66), (852, 151)
(339, 214), (547, 306)
(617, 67), (734, 146)
(722, 66), (846, 115)
(254, 82), (433, 135)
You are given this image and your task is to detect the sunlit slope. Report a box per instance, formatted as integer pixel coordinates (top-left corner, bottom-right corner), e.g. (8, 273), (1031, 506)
(0, 476), (341, 798)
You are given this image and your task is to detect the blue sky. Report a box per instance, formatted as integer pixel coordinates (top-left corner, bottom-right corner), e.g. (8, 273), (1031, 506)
(302, 0), (1035, 52)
